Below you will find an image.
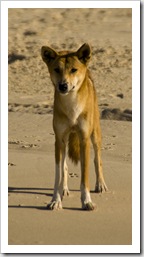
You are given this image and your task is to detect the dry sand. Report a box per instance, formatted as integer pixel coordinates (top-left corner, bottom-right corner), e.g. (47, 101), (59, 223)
(8, 8), (132, 246)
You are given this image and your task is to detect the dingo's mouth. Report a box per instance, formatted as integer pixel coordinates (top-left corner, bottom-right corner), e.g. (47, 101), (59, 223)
(58, 86), (75, 95)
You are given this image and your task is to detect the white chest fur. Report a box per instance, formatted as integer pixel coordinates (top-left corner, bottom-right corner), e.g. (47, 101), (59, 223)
(59, 92), (84, 126)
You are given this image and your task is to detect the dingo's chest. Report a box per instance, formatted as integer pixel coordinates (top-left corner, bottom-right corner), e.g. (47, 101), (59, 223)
(57, 93), (85, 126)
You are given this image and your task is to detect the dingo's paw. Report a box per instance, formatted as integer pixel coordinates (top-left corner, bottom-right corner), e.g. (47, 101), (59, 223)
(81, 188), (95, 211)
(63, 188), (70, 197)
(82, 202), (96, 211)
(47, 200), (62, 210)
(95, 180), (108, 193)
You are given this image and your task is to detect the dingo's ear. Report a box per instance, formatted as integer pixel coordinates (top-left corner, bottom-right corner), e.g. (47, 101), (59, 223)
(76, 43), (91, 64)
(41, 46), (58, 63)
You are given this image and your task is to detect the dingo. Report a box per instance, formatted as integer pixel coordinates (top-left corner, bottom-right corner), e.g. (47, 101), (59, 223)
(41, 43), (108, 210)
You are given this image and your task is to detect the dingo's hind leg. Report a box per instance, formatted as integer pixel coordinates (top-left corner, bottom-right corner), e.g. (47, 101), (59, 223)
(80, 137), (95, 210)
(91, 130), (108, 193)
(61, 150), (69, 197)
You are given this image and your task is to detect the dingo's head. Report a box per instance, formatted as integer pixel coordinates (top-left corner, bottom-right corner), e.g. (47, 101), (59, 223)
(41, 43), (91, 95)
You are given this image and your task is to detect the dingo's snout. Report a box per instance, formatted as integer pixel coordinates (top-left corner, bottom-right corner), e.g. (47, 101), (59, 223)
(58, 82), (68, 94)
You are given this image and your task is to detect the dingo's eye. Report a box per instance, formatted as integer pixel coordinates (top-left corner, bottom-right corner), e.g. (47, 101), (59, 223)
(71, 68), (77, 73)
(54, 68), (60, 73)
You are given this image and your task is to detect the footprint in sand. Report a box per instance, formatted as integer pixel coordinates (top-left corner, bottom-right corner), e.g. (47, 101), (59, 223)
(8, 162), (16, 166)
(8, 139), (39, 149)
(69, 173), (79, 178)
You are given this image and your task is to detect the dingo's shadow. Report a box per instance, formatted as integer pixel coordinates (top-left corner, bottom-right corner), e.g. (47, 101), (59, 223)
(8, 205), (83, 211)
(8, 204), (48, 210)
(8, 186), (53, 197)
(8, 186), (80, 195)
(8, 186), (83, 211)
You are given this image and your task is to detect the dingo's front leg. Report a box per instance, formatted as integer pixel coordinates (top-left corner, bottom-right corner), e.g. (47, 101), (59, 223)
(47, 140), (63, 210)
(47, 139), (63, 210)
(80, 137), (95, 211)
(47, 138), (69, 210)
(47, 163), (63, 210)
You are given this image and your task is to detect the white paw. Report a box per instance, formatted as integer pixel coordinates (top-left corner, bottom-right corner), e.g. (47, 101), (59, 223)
(81, 187), (95, 211)
(47, 200), (62, 210)
(82, 201), (96, 211)
(63, 187), (70, 197)
(95, 179), (108, 193)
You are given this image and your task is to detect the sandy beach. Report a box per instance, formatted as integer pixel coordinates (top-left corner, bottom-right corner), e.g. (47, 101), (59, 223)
(8, 8), (132, 246)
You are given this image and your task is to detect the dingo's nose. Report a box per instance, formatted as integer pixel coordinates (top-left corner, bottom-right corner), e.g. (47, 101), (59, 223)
(59, 83), (68, 93)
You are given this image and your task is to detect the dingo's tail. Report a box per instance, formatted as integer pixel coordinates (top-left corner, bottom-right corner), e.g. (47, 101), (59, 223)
(68, 132), (80, 165)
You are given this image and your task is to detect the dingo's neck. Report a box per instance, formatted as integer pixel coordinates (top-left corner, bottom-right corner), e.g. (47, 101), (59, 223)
(54, 77), (89, 125)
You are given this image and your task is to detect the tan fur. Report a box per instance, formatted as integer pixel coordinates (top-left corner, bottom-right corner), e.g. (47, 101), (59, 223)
(41, 43), (108, 211)
(68, 132), (80, 165)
